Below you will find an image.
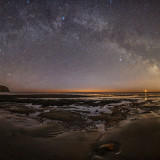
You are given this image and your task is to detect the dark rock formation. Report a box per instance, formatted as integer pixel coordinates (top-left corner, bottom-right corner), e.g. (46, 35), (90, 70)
(0, 85), (10, 92)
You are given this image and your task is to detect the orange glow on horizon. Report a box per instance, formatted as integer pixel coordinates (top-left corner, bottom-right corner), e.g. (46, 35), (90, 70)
(13, 88), (160, 93)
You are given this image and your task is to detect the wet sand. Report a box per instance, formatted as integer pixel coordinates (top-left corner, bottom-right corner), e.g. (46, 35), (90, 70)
(0, 93), (160, 159)
(0, 111), (160, 160)
(0, 112), (99, 160)
(91, 113), (160, 160)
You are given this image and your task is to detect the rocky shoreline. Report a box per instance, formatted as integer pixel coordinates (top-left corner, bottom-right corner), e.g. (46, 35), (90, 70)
(0, 94), (136, 130)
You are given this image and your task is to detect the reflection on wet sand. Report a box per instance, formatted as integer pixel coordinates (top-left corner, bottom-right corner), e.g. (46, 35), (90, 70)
(145, 90), (148, 101)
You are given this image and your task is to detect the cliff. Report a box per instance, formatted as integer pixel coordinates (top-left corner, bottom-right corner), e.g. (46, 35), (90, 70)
(0, 85), (10, 92)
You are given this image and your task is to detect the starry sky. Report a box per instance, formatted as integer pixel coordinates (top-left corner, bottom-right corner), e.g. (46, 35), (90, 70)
(0, 0), (160, 92)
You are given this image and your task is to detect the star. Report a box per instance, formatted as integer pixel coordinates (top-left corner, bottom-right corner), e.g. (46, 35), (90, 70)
(7, 73), (12, 77)
(27, 0), (30, 4)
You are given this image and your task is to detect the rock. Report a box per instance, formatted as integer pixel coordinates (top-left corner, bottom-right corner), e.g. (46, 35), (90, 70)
(0, 85), (10, 92)
(99, 143), (115, 151)
(130, 118), (137, 121)
(91, 155), (104, 160)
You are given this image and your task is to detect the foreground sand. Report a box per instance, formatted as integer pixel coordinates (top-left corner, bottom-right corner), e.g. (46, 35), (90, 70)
(0, 111), (160, 160)
(0, 93), (160, 159)
(0, 112), (99, 160)
(92, 113), (160, 160)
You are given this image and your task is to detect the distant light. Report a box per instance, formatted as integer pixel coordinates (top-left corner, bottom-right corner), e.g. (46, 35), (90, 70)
(27, 0), (30, 4)
(120, 58), (122, 62)
(145, 90), (147, 93)
(62, 17), (65, 20)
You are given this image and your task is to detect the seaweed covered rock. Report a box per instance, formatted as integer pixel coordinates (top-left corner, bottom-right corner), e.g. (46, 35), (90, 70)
(0, 85), (10, 92)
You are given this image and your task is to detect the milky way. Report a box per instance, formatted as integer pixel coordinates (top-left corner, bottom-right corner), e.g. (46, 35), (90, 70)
(0, 0), (160, 92)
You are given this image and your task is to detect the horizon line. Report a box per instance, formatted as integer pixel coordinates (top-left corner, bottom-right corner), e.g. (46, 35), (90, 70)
(10, 91), (160, 93)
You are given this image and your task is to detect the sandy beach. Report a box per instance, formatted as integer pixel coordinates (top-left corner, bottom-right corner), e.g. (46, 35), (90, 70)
(0, 93), (160, 160)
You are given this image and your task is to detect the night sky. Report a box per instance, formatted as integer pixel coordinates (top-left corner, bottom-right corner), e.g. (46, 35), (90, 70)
(0, 0), (160, 92)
